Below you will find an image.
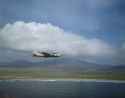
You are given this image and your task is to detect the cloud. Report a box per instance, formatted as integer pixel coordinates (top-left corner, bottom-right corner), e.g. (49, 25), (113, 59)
(112, 44), (125, 65)
(0, 21), (115, 58)
(122, 43), (125, 49)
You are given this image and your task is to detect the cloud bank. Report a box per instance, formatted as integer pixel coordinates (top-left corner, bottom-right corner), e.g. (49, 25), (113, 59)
(0, 21), (115, 58)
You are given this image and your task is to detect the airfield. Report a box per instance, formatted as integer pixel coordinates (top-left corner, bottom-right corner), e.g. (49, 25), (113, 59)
(0, 68), (125, 80)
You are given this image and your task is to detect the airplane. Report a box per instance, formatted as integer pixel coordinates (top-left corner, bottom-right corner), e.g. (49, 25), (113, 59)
(32, 51), (61, 58)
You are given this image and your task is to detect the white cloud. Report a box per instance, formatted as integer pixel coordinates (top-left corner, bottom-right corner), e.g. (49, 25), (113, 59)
(0, 21), (115, 57)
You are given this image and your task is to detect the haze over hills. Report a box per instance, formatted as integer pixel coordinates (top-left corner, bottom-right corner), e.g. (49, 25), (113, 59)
(0, 48), (124, 72)
(0, 57), (125, 72)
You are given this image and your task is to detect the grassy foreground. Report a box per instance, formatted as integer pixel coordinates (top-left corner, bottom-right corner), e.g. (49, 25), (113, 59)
(0, 68), (125, 80)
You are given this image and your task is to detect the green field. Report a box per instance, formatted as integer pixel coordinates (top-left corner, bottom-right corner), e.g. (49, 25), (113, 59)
(0, 68), (125, 80)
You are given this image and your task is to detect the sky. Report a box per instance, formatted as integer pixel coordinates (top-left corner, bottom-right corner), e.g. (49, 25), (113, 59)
(0, 0), (125, 65)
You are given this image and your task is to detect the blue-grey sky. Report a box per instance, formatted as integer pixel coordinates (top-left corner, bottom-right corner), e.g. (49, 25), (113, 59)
(0, 0), (125, 43)
(0, 0), (125, 65)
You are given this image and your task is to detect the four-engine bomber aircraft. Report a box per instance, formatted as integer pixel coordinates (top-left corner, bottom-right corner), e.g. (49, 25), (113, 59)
(32, 51), (61, 58)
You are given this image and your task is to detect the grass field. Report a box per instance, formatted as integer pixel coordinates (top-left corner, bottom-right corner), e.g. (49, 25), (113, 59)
(0, 68), (125, 80)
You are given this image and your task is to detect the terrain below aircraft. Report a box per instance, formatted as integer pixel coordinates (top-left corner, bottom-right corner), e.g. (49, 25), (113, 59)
(32, 51), (61, 58)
